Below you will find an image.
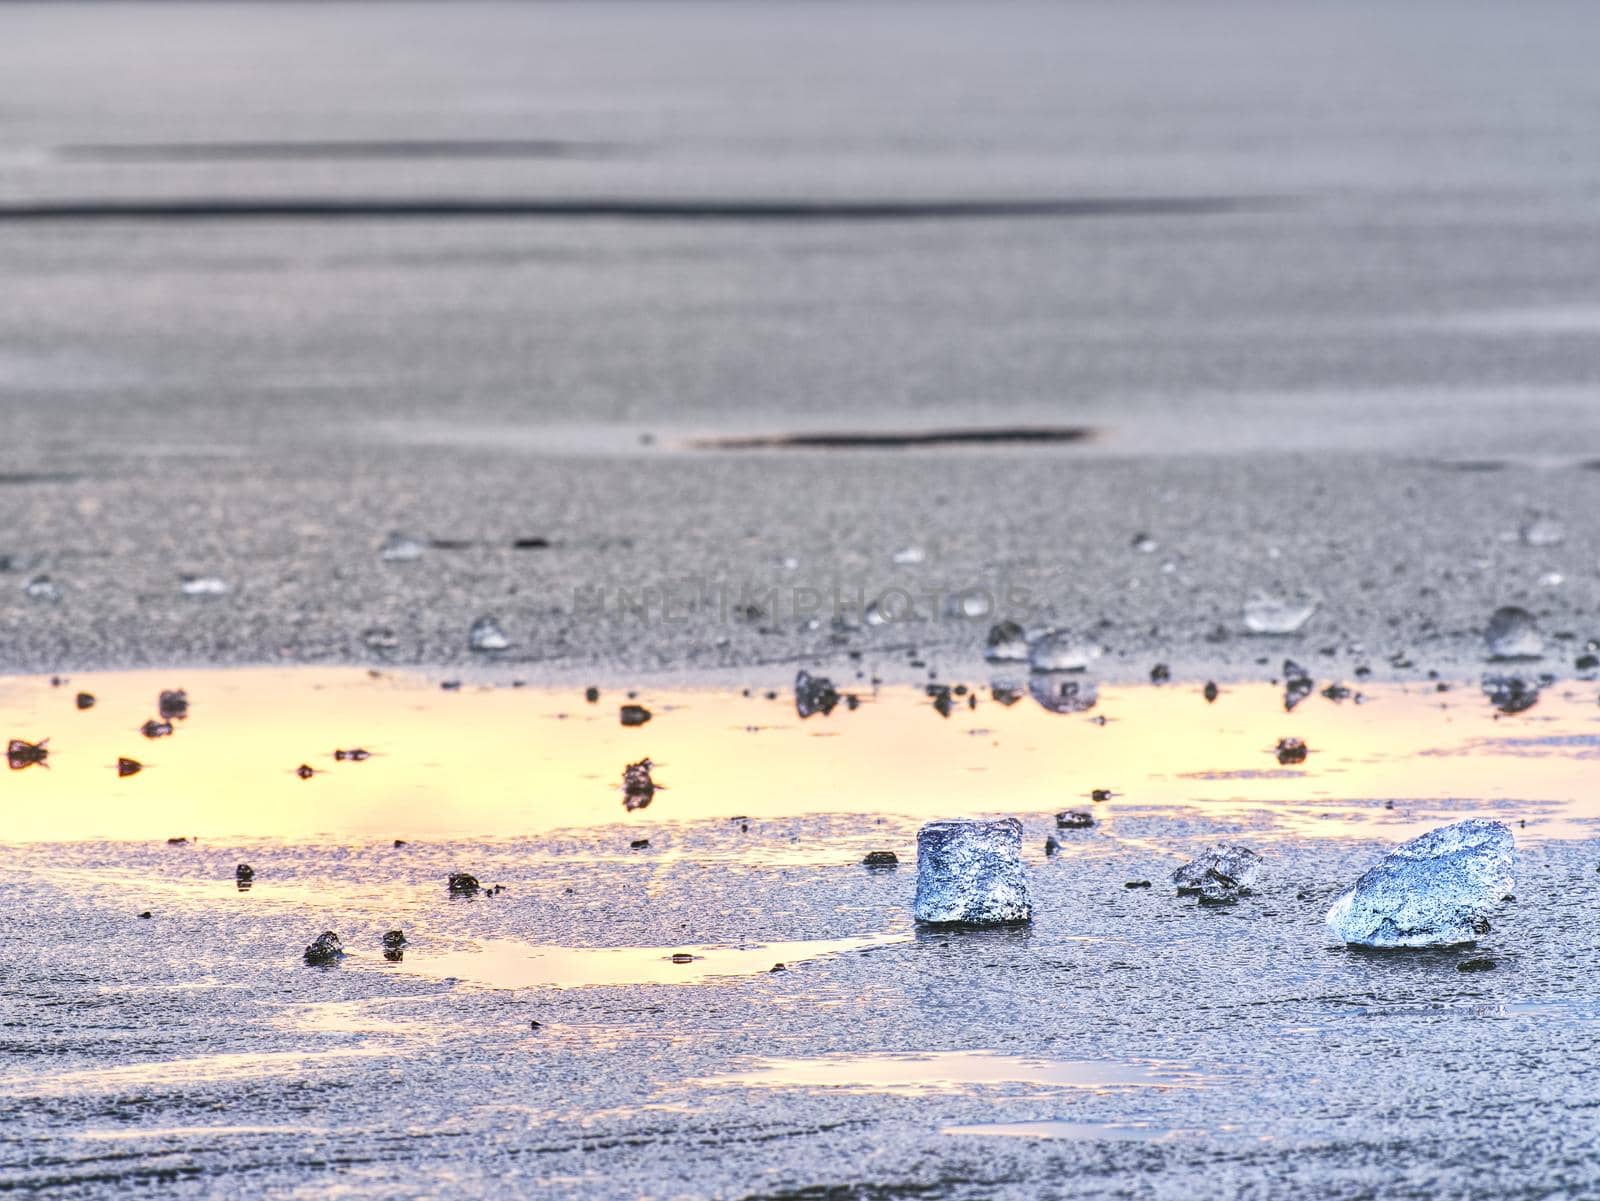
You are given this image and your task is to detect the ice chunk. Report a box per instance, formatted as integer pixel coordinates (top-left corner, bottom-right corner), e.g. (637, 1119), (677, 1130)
(1325, 820), (1515, 948)
(1282, 659), (1313, 712)
(1027, 629), (1098, 673)
(1485, 606), (1542, 660)
(378, 531), (428, 562)
(468, 615), (511, 652)
(303, 932), (345, 966)
(913, 818), (1032, 926)
(1029, 676), (1098, 714)
(794, 670), (841, 718)
(1274, 737), (1309, 765)
(362, 626), (400, 652)
(1172, 844), (1262, 895)
(1243, 593), (1315, 635)
(179, 575), (231, 597)
(984, 621), (1029, 663)
(622, 757), (659, 811)
(1482, 673), (1539, 714)
(1519, 516), (1565, 547)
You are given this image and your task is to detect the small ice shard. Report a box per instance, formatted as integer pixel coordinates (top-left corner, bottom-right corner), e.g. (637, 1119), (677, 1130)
(1055, 810), (1094, 829)
(892, 545), (926, 565)
(6, 738), (48, 770)
(620, 703), (652, 727)
(158, 690), (188, 720)
(1243, 593), (1315, 635)
(1172, 845), (1262, 895)
(23, 574), (60, 602)
(913, 818), (1032, 926)
(794, 670), (840, 719)
(1282, 659), (1313, 712)
(378, 531), (427, 562)
(1324, 820), (1515, 948)
(1481, 673), (1539, 714)
(362, 627), (400, 652)
(984, 621), (1029, 663)
(303, 932), (345, 967)
(1028, 676), (1098, 714)
(989, 681), (1024, 706)
(116, 757), (142, 777)
(1519, 516), (1565, 547)
(622, 757), (659, 811)
(468, 615), (511, 652)
(1027, 629), (1098, 673)
(179, 575), (231, 597)
(943, 591), (989, 620)
(1485, 606), (1542, 660)
(1274, 737), (1309, 765)
(448, 872), (481, 896)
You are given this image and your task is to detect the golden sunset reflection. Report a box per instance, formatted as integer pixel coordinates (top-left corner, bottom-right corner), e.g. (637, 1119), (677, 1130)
(1, 669), (1596, 843)
(405, 932), (912, 989)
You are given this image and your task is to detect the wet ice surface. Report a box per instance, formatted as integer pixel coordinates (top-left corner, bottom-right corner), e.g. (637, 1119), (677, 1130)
(5, 672), (1600, 1198)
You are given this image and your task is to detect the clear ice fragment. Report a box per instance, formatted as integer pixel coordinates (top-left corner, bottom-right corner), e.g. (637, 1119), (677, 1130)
(913, 818), (1032, 926)
(468, 615), (510, 652)
(1325, 820), (1514, 948)
(1243, 594), (1315, 635)
(1485, 606), (1542, 660)
(378, 531), (428, 562)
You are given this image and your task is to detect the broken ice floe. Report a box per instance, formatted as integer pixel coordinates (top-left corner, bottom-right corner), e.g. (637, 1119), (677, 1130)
(913, 818), (1032, 926)
(1325, 819), (1514, 948)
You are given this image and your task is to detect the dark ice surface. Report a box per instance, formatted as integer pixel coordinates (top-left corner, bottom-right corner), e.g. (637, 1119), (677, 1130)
(3, 2), (1600, 678)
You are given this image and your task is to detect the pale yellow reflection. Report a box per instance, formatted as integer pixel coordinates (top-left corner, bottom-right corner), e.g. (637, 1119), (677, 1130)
(404, 932), (911, 989)
(697, 1052), (1213, 1097)
(0, 1047), (391, 1098)
(0, 668), (1596, 842)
